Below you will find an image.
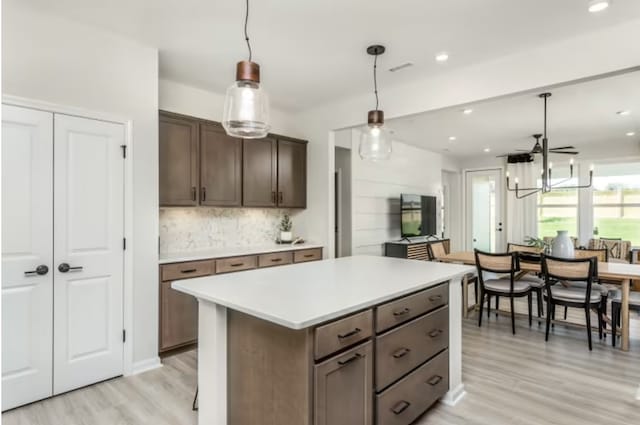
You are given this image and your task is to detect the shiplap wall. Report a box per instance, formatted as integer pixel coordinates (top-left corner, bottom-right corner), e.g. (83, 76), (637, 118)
(350, 129), (443, 255)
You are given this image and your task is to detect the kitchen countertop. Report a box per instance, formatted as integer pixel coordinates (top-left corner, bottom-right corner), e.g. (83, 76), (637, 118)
(159, 242), (323, 264)
(173, 255), (474, 330)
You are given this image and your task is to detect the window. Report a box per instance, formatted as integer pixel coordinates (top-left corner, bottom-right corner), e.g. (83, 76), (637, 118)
(537, 184), (578, 239)
(592, 164), (640, 246)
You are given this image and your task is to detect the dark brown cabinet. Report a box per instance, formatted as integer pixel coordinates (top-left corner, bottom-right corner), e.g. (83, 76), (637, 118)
(159, 280), (199, 351)
(277, 139), (307, 208)
(200, 122), (243, 206)
(314, 341), (374, 425)
(159, 112), (199, 206)
(242, 138), (277, 207)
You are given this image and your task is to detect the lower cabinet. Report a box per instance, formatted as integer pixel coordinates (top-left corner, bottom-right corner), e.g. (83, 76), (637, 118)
(314, 341), (373, 425)
(159, 280), (199, 352)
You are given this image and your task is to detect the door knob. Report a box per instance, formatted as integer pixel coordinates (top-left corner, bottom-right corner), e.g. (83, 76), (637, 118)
(58, 263), (83, 273)
(24, 265), (49, 276)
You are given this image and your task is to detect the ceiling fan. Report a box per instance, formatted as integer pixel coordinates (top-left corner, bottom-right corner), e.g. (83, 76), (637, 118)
(496, 134), (579, 158)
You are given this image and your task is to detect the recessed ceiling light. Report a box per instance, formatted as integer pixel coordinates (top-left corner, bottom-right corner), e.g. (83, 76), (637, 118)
(627, 132), (636, 136)
(588, 0), (610, 13)
(448, 136), (457, 141)
(435, 52), (449, 63)
(483, 148), (491, 153)
(463, 108), (473, 115)
(617, 110), (631, 116)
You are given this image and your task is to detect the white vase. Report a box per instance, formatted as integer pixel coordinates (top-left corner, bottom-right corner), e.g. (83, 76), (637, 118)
(280, 231), (292, 242)
(552, 230), (575, 258)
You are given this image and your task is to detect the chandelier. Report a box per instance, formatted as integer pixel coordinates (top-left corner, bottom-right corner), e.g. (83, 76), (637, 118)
(506, 92), (594, 199)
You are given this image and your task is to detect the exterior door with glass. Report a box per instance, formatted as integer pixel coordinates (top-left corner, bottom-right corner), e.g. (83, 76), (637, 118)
(466, 169), (504, 252)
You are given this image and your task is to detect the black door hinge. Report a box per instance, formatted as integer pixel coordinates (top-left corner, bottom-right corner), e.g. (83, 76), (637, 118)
(121, 145), (127, 158)
(123, 238), (127, 250)
(122, 329), (126, 343)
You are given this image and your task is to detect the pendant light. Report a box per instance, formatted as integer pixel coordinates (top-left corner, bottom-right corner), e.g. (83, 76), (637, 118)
(222, 0), (271, 139)
(359, 45), (392, 160)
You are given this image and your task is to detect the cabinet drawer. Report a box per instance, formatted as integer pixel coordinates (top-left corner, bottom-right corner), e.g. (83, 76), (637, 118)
(315, 309), (373, 360)
(376, 283), (448, 333)
(216, 255), (257, 274)
(376, 306), (449, 391)
(161, 260), (214, 282)
(314, 341), (374, 425)
(294, 248), (322, 263)
(376, 349), (449, 425)
(258, 251), (293, 268)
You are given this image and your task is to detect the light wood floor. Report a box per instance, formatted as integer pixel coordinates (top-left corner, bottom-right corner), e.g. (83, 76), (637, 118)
(3, 302), (640, 425)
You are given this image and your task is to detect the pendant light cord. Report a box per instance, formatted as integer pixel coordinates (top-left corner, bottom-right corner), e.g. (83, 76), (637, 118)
(373, 53), (379, 110)
(244, 0), (252, 62)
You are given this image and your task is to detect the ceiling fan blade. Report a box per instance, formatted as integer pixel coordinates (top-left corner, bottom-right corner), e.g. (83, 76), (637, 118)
(549, 146), (576, 150)
(550, 151), (578, 155)
(514, 149), (531, 152)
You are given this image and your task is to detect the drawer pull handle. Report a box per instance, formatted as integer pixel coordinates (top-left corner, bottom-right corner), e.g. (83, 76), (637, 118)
(429, 294), (443, 302)
(428, 329), (443, 338)
(391, 400), (411, 415)
(180, 269), (197, 274)
(303, 254), (315, 258)
(392, 347), (411, 359)
(393, 307), (410, 317)
(427, 375), (443, 386)
(270, 258), (283, 262)
(230, 263), (244, 267)
(337, 328), (361, 339)
(337, 353), (361, 367)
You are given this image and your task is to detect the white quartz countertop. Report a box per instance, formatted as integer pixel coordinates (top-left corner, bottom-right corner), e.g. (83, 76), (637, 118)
(159, 242), (323, 264)
(172, 256), (475, 330)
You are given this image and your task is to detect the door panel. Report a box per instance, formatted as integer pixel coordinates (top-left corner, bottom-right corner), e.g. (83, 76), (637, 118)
(465, 169), (504, 252)
(200, 123), (242, 206)
(1, 104), (54, 410)
(53, 114), (124, 395)
(243, 138), (277, 207)
(159, 113), (198, 206)
(277, 140), (307, 208)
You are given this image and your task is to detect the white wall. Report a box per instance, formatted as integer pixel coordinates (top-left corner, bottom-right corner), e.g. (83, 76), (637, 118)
(2, 1), (159, 367)
(335, 146), (352, 257)
(159, 79), (299, 137)
(290, 19), (640, 258)
(442, 170), (463, 251)
(349, 129), (443, 255)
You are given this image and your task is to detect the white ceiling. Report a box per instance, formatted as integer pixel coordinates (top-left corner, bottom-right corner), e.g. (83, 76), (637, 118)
(385, 70), (640, 159)
(19, 0), (640, 111)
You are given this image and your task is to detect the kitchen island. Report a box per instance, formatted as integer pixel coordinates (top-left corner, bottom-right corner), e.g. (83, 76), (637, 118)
(173, 255), (474, 425)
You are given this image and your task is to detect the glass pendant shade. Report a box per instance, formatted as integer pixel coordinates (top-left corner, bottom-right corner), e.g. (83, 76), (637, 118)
(359, 110), (392, 160)
(222, 61), (271, 139)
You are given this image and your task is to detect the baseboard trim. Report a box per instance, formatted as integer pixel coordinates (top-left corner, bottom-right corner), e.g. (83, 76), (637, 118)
(130, 357), (162, 376)
(441, 383), (466, 406)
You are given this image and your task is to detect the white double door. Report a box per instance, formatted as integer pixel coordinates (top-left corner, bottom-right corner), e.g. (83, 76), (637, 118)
(2, 104), (125, 410)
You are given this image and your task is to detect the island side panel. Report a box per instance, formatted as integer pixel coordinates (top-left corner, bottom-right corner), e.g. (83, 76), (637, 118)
(442, 278), (466, 406)
(228, 310), (314, 425)
(198, 300), (228, 425)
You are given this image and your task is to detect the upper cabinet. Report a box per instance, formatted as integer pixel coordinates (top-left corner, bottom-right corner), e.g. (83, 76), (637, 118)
(159, 111), (307, 209)
(159, 113), (199, 206)
(200, 122), (243, 207)
(277, 139), (307, 208)
(243, 138), (277, 207)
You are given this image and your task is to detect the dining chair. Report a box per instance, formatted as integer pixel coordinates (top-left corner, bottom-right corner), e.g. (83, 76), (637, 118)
(507, 243), (545, 318)
(610, 290), (640, 347)
(567, 248), (612, 331)
(428, 240), (479, 305)
(475, 250), (533, 335)
(541, 255), (603, 351)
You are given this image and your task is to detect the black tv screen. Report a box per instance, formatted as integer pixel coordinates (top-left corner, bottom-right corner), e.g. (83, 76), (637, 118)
(401, 194), (437, 237)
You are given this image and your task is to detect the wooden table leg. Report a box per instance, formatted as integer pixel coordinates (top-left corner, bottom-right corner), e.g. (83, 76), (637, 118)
(462, 274), (469, 319)
(622, 279), (630, 352)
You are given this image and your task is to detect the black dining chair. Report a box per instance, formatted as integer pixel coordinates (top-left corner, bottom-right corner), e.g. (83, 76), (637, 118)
(475, 249), (533, 335)
(541, 255), (603, 351)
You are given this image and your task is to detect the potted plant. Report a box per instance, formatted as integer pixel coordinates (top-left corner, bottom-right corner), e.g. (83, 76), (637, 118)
(280, 214), (293, 242)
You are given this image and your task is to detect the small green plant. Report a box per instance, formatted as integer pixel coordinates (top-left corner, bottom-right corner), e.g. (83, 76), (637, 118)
(280, 214), (292, 232)
(524, 236), (548, 250)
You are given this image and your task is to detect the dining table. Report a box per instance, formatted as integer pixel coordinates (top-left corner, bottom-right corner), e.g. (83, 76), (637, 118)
(438, 251), (640, 352)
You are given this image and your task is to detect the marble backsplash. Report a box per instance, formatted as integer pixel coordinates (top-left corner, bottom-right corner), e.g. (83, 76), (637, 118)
(159, 207), (295, 254)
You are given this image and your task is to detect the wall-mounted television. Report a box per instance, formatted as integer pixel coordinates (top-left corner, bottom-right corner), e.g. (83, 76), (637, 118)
(400, 194), (437, 237)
